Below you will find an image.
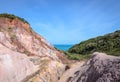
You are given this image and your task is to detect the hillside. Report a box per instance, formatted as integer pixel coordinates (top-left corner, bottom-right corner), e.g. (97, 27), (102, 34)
(59, 52), (120, 82)
(0, 13), (67, 82)
(0, 13), (120, 82)
(0, 13), (29, 24)
(68, 30), (120, 56)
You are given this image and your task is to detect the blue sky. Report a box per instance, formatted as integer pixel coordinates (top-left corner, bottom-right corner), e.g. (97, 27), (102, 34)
(0, 0), (120, 44)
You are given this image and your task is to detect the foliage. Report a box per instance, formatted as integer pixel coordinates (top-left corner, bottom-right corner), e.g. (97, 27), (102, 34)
(11, 34), (17, 40)
(8, 27), (13, 32)
(68, 30), (120, 56)
(64, 51), (91, 60)
(0, 13), (29, 24)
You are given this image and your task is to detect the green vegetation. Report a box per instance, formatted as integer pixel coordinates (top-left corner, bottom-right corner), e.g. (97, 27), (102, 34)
(0, 13), (29, 24)
(64, 51), (91, 60)
(11, 34), (17, 40)
(68, 30), (120, 56)
(8, 27), (13, 32)
(23, 50), (29, 54)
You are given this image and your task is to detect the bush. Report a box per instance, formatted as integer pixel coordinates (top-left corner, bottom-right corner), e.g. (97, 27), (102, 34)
(11, 34), (17, 40)
(64, 51), (91, 60)
(0, 13), (29, 24)
(68, 30), (120, 56)
(8, 27), (13, 32)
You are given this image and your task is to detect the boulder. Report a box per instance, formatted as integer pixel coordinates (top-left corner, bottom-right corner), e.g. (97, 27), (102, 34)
(66, 52), (120, 82)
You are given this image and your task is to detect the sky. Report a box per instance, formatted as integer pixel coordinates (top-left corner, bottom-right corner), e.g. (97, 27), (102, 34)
(0, 0), (120, 44)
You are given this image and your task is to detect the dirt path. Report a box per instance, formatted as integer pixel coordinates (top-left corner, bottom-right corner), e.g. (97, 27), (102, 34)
(58, 61), (85, 82)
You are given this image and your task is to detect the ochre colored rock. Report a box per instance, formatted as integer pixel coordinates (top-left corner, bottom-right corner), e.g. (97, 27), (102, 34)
(0, 17), (67, 82)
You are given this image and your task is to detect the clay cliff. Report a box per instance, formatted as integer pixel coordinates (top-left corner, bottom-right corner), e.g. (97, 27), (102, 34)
(0, 13), (120, 82)
(59, 52), (120, 82)
(0, 13), (67, 82)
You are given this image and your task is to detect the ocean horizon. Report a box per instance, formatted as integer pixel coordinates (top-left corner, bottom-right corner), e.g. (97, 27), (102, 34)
(54, 44), (73, 51)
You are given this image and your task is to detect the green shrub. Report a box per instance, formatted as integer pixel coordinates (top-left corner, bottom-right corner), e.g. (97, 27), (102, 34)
(11, 34), (17, 40)
(68, 30), (120, 56)
(64, 51), (91, 60)
(8, 27), (13, 32)
(0, 13), (29, 24)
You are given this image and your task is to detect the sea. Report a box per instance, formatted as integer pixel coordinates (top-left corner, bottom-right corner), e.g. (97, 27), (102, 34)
(54, 44), (73, 51)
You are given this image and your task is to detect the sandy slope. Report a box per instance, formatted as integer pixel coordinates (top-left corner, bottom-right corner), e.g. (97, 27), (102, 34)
(58, 61), (85, 82)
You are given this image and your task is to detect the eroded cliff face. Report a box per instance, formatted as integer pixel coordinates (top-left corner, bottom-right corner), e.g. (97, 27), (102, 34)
(0, 17), (65, 61)
(63, 52), (120, 82)
(0, 16), (67, 82)
(0, 43), (37, 82)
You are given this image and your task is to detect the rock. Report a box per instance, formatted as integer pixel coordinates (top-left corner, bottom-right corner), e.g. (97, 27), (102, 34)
(24, 57), (65, 82)
(0, 17), (65, 62)
(0, 43), (38, 82)
(0, 14), (67, 82)
(58, 61), (85, 82)
(66, 52), (120, 82)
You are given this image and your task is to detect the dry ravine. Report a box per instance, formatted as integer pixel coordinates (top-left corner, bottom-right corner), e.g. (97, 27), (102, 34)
(0, 14), (68, 82)
(0, 14), (120, 82)
(59, 52), (120, 82)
